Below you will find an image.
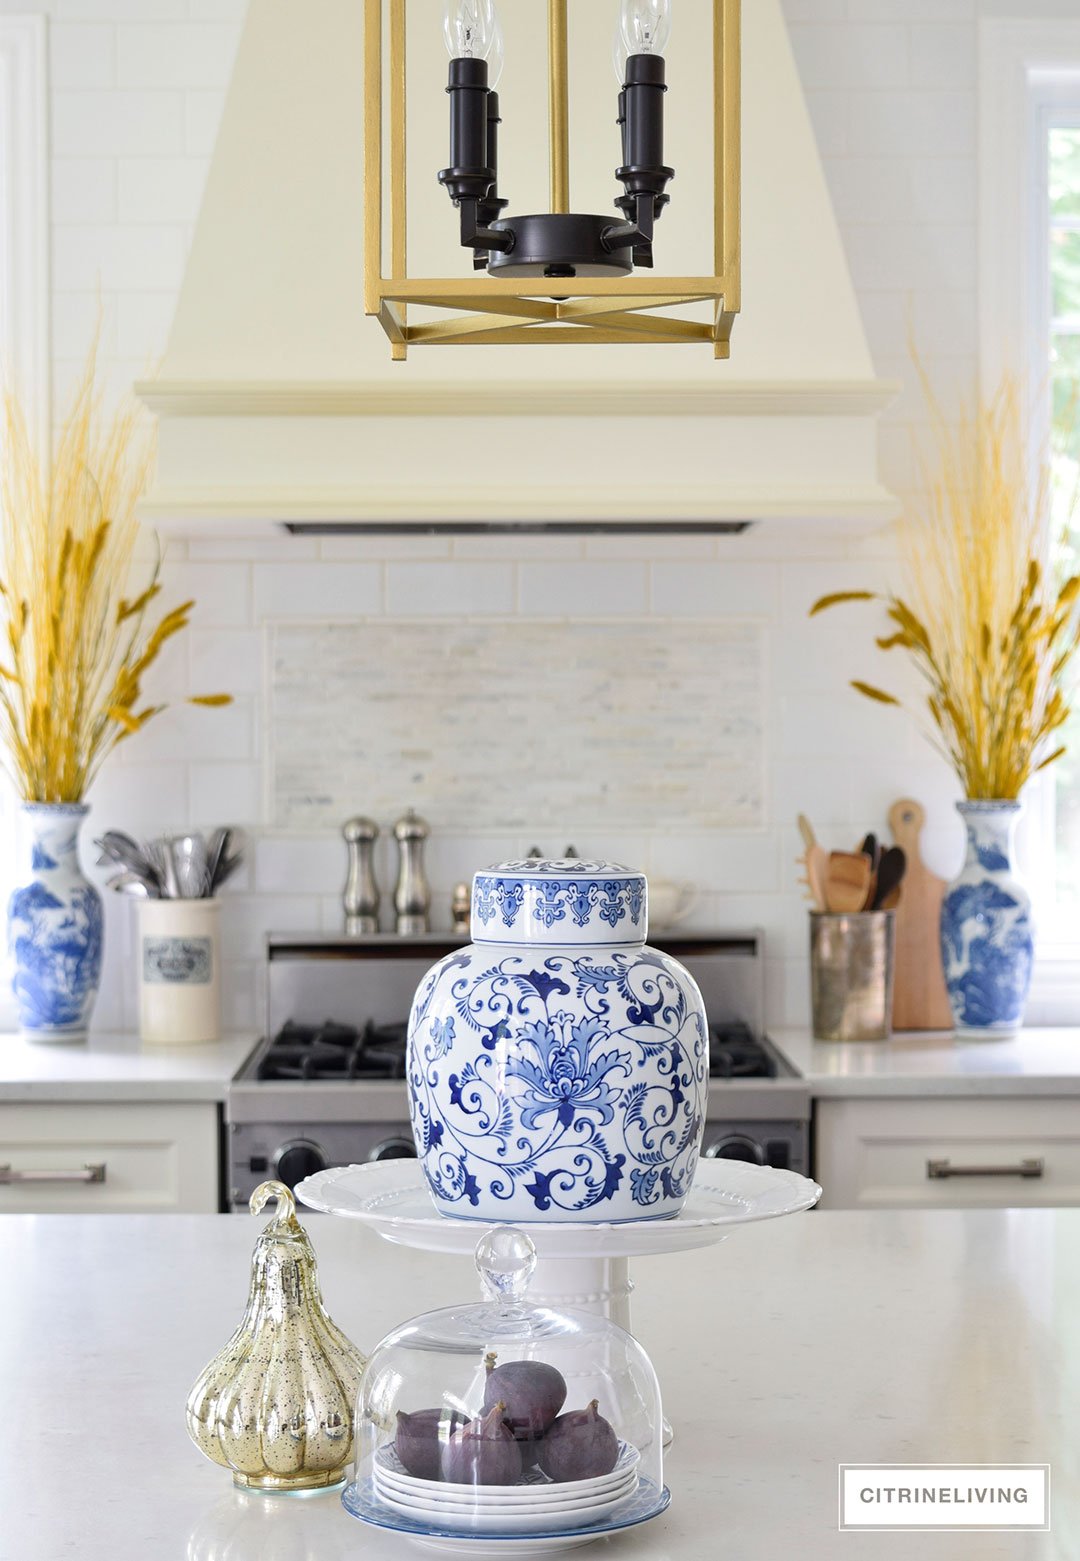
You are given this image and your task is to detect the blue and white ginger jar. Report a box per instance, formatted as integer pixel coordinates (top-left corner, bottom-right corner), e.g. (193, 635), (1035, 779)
(407, 859), (709, 1222)
(8, 803), (104, 1042)
(940, 800), (1033, 1039)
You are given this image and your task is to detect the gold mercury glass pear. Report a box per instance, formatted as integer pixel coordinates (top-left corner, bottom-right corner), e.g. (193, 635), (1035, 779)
(185, 1181), (366, 1492)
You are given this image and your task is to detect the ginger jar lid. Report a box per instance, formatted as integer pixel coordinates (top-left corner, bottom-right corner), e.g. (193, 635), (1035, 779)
(471, 859), (647, 947)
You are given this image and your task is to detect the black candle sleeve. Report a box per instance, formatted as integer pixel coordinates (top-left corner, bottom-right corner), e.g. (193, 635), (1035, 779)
(438, 56), (494, 204)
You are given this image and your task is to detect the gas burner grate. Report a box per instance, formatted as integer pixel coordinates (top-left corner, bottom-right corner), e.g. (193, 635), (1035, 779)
(708, 1022), (775, 1079)
(259, 1019), (409, 1082)
(257, 1018), (772, 1083)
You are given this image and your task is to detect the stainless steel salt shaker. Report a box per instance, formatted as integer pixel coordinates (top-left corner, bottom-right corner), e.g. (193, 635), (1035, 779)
(343, 817), (380, 934)
(393, 810), (431, 935)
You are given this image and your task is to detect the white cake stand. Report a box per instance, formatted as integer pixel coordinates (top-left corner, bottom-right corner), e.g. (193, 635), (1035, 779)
(295, 1159), (821, 1337)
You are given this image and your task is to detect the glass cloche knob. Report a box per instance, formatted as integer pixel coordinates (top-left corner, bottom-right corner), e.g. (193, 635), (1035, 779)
(475, 1227), (538, 1305)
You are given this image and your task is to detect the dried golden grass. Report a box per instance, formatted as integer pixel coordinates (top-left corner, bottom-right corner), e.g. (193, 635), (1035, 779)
(0, 343), (231, 801)
(811, 375), (1079, 799)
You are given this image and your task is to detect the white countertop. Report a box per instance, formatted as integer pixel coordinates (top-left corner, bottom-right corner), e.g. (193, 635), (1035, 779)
(770, 1026), (1080, 1097)
(0, 1029), (260, 1102)
(2, 1207), (1075, 1560)
(3, 1024), (1077, 1109)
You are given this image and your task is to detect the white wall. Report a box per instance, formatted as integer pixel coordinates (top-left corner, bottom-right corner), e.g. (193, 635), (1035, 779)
(6, 0), (1002, 1031)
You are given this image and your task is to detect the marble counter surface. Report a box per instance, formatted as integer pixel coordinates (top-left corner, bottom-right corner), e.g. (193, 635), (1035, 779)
(2, 1208), (1076, 1560)
(770, 1026), (1080, 1097)
(0, 1029), (260, 1102)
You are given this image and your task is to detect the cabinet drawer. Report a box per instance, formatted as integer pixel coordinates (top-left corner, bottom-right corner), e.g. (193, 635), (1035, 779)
(815, 1097), (1080, 1209)
(0, 1102), (219, 1212)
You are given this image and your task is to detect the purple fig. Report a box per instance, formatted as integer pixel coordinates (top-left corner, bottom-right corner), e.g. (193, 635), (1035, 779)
(395, 1408), (470, 1481)
(537, 1400), (619, 1483)
(441, 1402), (523, 1486)
(482, 1352), (567, 1442)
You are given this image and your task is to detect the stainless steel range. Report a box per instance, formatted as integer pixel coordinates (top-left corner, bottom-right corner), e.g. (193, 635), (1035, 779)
(226, 931), (809, 1210)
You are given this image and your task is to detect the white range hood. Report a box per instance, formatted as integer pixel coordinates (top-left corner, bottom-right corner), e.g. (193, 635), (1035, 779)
(136, 0), (897, 533)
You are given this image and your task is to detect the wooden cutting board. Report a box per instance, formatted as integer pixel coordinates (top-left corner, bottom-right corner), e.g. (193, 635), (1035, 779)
(888, 798), (953, 1031)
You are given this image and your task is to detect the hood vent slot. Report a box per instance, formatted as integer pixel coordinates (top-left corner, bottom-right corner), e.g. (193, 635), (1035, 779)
(283, 519), (755, 537)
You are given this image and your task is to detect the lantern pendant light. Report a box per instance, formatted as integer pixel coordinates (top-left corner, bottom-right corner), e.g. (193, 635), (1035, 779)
(363, 0), (741, 356)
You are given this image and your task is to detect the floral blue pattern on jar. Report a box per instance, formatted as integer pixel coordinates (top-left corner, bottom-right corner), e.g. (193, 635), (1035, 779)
(407, 860), (708, 1222)
(940, 800), (1033, 1039)
(8, 803), (103, 1041)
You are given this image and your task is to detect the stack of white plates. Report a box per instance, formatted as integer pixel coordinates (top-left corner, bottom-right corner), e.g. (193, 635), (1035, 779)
(372, 1442), (641, 1536)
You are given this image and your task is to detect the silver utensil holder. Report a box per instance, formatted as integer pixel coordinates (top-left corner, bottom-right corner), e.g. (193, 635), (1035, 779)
(810, 911), (895, 1042)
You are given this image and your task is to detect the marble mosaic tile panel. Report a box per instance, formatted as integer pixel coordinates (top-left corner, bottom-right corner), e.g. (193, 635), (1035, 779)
(271, 619), (765, 832)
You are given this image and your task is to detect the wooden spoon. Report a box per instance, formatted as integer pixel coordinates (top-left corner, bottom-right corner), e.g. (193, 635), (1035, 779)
(824, 850), (873, 914)
(800, 843), (829, 911)
(797, 814), (818, 852)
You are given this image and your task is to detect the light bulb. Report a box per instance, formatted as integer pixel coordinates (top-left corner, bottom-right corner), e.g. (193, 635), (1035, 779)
(488, 14), (504, 89)
(613, 0), (672, 79)
(444, 0), (498, 62)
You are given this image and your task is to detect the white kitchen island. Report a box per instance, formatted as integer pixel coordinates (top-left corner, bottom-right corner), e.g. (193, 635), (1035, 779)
(3, 1208), (1077, 1560)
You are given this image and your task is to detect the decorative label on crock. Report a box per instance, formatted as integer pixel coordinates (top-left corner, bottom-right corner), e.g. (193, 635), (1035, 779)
(143, 936), (213, 985)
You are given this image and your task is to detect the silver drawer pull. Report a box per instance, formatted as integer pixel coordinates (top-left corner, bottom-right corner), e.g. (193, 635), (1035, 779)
(927, 1157), (1043, 1181)
(0, 1162), (106, 1185)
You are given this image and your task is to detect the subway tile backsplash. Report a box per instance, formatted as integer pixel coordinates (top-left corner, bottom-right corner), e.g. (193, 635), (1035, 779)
(86, 538), (962, 1039)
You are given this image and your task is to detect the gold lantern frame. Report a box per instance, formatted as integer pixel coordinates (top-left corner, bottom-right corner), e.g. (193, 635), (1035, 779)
(364, 0), (741, 359)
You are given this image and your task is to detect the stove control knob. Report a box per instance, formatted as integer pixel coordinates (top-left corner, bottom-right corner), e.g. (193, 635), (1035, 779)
(273, 1139), (328, 1189)
(704, 1134), (765, 1165)
(368, 1136), (417, 1162)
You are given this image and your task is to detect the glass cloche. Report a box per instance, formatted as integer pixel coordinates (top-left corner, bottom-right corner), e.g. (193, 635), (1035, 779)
(343, 1228), (668, 1553)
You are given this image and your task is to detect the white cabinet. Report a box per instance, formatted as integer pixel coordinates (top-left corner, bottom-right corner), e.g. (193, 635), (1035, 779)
(815, 1097), (1080, 1209)
(0, 1102), (219, 1212)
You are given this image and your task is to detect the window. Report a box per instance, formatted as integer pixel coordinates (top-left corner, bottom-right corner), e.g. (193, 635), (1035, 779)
(0, 16), (49, 452)
(1048, 123), (1080, 933)
(980, 21), (1080, 1010)
(0, 17), (48, 1024)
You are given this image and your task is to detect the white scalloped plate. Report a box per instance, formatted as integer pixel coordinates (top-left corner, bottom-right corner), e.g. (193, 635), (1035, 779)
(342, 1473), (670, 1557)
(374, 1442), (640, 1505)
(376, 1483), (637, 1535)
(295, 1159), (821, 1257)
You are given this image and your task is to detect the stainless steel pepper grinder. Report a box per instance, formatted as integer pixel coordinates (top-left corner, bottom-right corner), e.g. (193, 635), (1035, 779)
(343, 816), (380, 934)
(393, 809), (431, 935)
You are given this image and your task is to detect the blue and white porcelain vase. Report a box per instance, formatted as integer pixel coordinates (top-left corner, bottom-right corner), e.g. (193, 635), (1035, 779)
(940, 800), (1033, 1040)
(8, 803), (104, 1042)
(407, 859), (709, 1223)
